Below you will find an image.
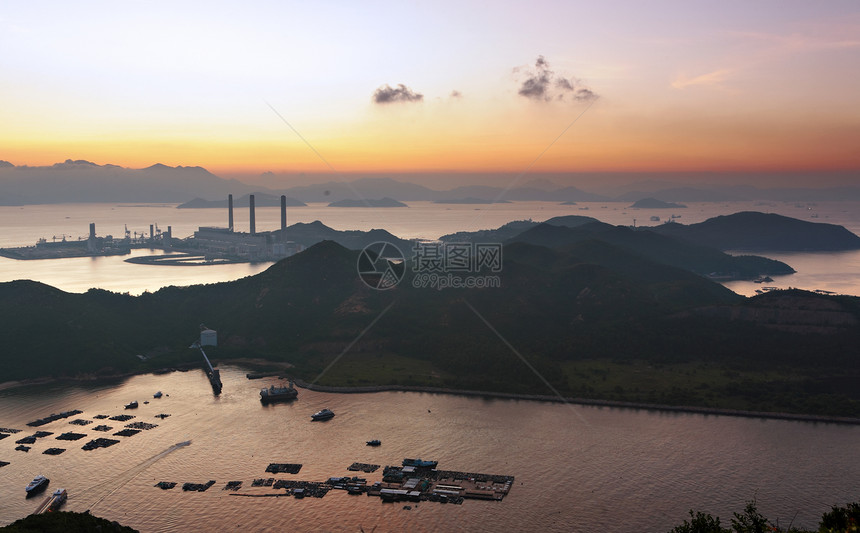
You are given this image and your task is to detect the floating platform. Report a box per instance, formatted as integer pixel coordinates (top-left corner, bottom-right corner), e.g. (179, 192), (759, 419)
(56, 432), (86, 441)
(69, 419), (92, 426)
(43, 448), (66, 455)
(348, 463), (380, 473)
(27, 410), (83, 427)
(82, 438), (120, 451)
(265, 463), (302, 474)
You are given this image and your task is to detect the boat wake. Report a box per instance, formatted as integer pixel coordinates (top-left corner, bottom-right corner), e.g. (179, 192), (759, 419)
(80, 441), (192, 512)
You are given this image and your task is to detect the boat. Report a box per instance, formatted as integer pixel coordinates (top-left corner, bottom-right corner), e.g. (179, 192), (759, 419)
(650, 215), (660, 222)
(46, 488), (67, 511)
(260, 382), (298, 403)
(124, 400), (138, 409)
(311, 408), (335, 421)
(402, 458), (438, 468)
(366, 439), (381, 446)
(33, 488), (67, 514)
(25, 475), (49, 497)
(153, 391), (163, 399)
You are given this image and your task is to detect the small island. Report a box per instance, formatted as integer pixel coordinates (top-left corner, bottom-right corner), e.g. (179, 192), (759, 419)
(327, 197), (407, 208)
(630, 197), (687, 209)
(433, 197), (511, 204)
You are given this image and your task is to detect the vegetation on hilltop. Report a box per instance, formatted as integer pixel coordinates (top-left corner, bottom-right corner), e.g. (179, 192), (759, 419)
(0, 511), (138, 533)
(1, 231), (859, 418)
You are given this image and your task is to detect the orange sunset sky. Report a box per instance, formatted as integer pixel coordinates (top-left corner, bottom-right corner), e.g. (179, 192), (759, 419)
(2, 1), (859, 185)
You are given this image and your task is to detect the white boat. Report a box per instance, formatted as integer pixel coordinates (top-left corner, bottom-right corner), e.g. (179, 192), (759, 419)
(25, 475), (49, 496)
(311, 408), (335, 421)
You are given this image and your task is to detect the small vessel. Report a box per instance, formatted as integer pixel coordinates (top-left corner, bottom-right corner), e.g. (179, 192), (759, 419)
(260, 382), (298, 403)
(34, 488), (67, 514)
(650, 215), (660, 222)
(124, 400), (139, 409)
(402, 458), (438, 468)
(153, 391), (163, 399)
(25, 475), (49, 497)
(366, 439), (381, 447)
(311, 408), (335, 421)
(46, 488), (67, 511)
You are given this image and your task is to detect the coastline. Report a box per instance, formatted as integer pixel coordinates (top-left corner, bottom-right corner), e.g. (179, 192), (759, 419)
(291, 379), (860, 426)
(3, 366), (858, 426)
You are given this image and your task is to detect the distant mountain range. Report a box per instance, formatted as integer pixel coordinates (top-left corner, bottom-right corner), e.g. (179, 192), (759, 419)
(0, 160), (258, 205)
(2, 159), (859, 205)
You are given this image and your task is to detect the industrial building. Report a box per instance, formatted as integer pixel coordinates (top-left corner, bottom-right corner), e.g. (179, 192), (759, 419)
(186, 194), (303, 261)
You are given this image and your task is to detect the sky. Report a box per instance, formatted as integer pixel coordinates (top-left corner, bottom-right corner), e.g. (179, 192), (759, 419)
(1, 1), (859, 186)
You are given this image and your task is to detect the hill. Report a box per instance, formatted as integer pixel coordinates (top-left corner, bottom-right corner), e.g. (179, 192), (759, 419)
(508, 221), (793, 279)
(652, 211), (860, 251)
(0, 511), (138, 532)
(327, 197), (407, 207)
(629, 197), (686, 208)
(177, 194), (306, 208)
(0, 160), (258, 205)
(1, 240), (859, 417)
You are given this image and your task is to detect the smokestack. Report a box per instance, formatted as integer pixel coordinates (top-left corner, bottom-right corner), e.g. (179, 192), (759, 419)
(89, 223), (96, 240)
(150, 224), (154, 239)
(249, 194), (256, 235)
(228, 194), (234, 231)
(280, 195), (287, 231)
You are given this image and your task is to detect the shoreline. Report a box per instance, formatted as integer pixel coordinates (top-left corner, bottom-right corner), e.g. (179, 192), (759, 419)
(291, 379), (860, 426)
(2, 367), (858, 426)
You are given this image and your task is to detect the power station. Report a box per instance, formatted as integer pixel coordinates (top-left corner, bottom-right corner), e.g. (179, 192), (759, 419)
(190, 194), (302, 261)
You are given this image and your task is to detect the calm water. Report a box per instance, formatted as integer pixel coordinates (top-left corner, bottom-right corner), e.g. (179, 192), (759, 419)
(0, 368), (858, 532)
(2, 201), (860, 296)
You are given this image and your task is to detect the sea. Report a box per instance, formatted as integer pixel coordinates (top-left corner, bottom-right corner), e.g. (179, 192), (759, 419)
(2, 200), (860, 297)
(0, 368), (858, 532)
(1, 200), (860, 532)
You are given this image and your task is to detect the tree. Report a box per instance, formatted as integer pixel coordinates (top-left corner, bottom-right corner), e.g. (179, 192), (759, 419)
(668, 510), (729, 533)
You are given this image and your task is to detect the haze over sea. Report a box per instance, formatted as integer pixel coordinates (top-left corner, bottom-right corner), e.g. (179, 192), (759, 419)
(2, 200), (860, 297)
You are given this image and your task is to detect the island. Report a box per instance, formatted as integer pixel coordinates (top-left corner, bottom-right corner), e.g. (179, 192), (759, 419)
(327, 197), (407, 207)
(630, 197), (687, 209)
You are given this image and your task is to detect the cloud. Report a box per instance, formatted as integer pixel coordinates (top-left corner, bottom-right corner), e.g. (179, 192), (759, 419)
(671, 68), (734, 89)
(372, 84), (424, 104)
(515, 55), (598, 102)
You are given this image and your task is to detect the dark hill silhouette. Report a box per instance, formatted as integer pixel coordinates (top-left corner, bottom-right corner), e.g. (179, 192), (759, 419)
(652, 211), (860, 251)
(507, 221), (792, 279)
(2, 240), (859, 417)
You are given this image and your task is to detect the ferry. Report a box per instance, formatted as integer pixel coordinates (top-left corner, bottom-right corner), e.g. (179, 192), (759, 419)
(260, 382), (298, 403)
(33, 488), (67, 514)
(311, 408), (335, 421)
(25, 475), (49, 497)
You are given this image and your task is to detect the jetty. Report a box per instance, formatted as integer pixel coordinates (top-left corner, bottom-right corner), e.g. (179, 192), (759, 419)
(192, 341), (222, 394)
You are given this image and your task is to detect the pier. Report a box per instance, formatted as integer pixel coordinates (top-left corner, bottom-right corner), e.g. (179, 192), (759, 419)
(192, 341), (222, 394)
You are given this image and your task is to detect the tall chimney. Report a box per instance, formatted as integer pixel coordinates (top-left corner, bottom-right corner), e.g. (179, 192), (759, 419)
(89, 223), (96, 240)
(228, 194), (234, 231)
(249, 194), (256, 235)
(280, 195), (287, 231)
(150, 224), (154, 239)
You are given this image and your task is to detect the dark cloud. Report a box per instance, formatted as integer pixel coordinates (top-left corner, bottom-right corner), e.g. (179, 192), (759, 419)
(372, 84), (424, 104)
(515, 55), (598, 102)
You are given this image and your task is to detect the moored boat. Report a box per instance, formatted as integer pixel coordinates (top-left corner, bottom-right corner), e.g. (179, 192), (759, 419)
(366, 439), (381, 446)
(402, 458), (438, 468)
(260, 381), (298, 403)
(311, 408), (335, 421)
